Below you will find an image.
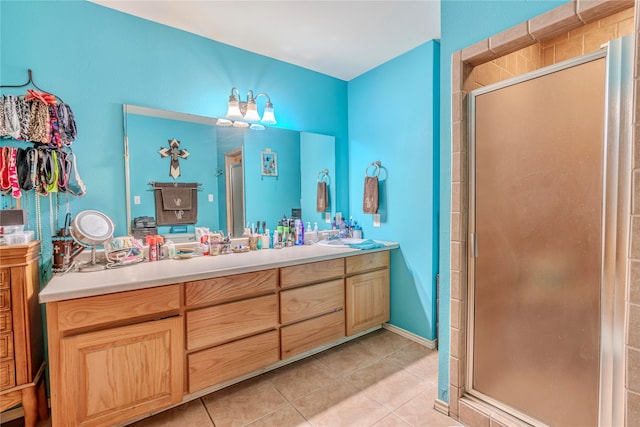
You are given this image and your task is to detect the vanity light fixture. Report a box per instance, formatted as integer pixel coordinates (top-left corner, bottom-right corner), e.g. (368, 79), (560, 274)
(225, 87), (277, 125)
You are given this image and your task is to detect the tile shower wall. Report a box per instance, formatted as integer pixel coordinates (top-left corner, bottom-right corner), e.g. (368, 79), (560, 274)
(447, 1), (638, 426)
(629, 4), (640, 426)
(466, 7), (634, 90)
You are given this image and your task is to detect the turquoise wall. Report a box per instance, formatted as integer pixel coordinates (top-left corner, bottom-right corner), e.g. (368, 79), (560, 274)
(0, 0), (348, 277)
(437, 0), (571, 403)
(348, 41), (440, 340)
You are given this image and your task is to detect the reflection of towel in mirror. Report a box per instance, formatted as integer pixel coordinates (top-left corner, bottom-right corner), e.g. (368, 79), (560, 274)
(154, 182), (198, 225)
(363, 176), (379, 214)
(316, 182), (328, 212)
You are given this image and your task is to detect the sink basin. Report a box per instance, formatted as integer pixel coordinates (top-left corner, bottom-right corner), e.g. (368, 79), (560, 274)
(317, 238), (366, 248)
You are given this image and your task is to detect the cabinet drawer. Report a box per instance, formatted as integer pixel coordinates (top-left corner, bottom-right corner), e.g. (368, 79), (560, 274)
(186, 294), (277, 350)
(0, 332), (13, 360)
(346, 251), (390, 275)
(0, 288), (10, 310)
(185, 269), (277, 307)
(280, 258), (344, 288)
(0, 268), (8, 288)
(57, 285), (180, 332)
(280, 279), (344, 325)
(0, 359), (15, 389)
(0, 311), (11, 332)
(281, 310), (345, 359)
(188, 330), (279, 393)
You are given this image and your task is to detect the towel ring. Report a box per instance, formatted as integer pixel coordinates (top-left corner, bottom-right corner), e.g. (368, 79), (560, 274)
(365, 161), (381, 178)
(317, 169), (330, 183)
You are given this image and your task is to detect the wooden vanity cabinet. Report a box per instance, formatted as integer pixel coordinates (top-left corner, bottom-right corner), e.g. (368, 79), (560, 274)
(46, 285), (183, 427)
(0, 242), (47, 427)
(345, 251), (390, 336)
(184, 269), (279, 394)
(280, 260), (345, 358)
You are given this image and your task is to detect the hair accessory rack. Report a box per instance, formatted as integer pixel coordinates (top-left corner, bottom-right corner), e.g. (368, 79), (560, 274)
(0, 69), (64, 103)
(317, 169), (330, 183)
(365, 160), (381, 178)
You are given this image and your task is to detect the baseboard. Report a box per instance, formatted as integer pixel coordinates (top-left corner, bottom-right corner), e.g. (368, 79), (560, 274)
(382, 323), (438, 349)
(434, 398), (450, 416)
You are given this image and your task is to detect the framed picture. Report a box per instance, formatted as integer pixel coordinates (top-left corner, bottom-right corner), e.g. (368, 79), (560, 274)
(261, 149), (278, 176)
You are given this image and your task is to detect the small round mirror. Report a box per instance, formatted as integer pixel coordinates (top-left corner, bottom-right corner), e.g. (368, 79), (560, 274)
(70, 210), (115, 272)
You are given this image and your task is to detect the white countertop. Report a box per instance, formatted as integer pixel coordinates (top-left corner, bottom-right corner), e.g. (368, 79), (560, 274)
(39, 241), (398, 303)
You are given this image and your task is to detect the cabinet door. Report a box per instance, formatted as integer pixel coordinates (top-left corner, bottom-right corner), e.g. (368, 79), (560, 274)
(346, 269), (390, 336)
(60, 316), (183, 427)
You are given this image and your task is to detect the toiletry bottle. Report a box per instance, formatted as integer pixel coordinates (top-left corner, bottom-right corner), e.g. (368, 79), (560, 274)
(167, 240), (176, 258)
(353, 222), (362, 239)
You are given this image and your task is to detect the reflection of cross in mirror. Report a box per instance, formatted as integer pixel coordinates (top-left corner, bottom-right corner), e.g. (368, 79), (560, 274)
(159, 139), (190, 179)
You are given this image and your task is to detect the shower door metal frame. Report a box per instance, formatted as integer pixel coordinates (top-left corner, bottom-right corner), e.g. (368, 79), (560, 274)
(466, 38), (631, 427)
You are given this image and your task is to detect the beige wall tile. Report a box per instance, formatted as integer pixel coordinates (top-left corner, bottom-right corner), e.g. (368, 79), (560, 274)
(554, 36), (584, 62)
(599, 4), (635, 27)
(452, 212), (461, 242)
(475, 62), (503, 87)
(505, 53), (518, 75)
(530, 2), (583, 40)
(452, 151), (461, 183)
(635, 125), (640, 168)
(462, 39), (498, 67)
(451, 270), (461, 300)
(459, 400), (491, 427)
(629, 347), (640, 393)
(449, 386), (460, 418)
(631, 217), (640, 259)
(451, 326), (461, 358)
(450, 298), (460, 329)
(584, 24), (618, 52)
(630, 261), (640, 304)
(451, 240), (461, 272)
(634, 171), (640, 215)
(543, 46), (556, 67)
(577, 0), (635, 23)
(452, 92), (462, 124)
(450, 356), (461, 387)
(489, 22), (535, 57)
(628, 390), (640, 427)
(618, 18), (634, 38)
(629, 303), (640, 348)
(452, 182), (461, 213)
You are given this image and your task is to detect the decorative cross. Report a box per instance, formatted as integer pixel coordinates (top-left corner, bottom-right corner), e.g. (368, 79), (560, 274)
(159, 139), (190, 179)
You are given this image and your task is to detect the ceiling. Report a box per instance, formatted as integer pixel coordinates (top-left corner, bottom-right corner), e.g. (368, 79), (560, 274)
(89, 1), (441, 81)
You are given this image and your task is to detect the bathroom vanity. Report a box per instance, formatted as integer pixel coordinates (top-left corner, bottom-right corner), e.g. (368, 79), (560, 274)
(39, 243), (396, 426)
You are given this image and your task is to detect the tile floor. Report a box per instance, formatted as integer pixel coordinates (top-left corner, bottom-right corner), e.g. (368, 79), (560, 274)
(132, 329), (459, 427)
(3, 329), (461, 427)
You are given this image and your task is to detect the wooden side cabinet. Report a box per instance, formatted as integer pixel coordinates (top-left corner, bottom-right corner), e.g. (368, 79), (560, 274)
(345, 252), (390, 336)
(0, 242), (48, 427)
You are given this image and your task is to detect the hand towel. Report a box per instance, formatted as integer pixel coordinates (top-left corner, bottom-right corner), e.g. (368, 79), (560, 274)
(154, 182), (199, 225)
(316, 181), (328, 212)
(346, 239), (386, 250)
(160, 187), (192, 210)
(363, 176), (379, 214)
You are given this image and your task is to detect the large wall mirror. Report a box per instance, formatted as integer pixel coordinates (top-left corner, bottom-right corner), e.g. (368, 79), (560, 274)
(123, 105), (336, 238)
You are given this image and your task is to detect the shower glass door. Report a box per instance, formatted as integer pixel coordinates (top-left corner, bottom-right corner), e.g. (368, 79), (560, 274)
(468, 53), (607, 426)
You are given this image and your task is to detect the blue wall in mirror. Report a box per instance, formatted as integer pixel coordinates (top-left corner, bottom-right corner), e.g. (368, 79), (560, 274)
(126, 113), (219, 234)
